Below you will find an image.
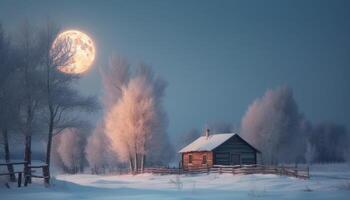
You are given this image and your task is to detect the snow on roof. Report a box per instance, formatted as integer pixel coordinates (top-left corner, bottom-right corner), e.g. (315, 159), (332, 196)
(179, 133), (236, 153)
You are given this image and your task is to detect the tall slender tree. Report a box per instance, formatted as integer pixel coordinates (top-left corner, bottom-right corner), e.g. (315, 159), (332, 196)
(0, 23), (19, 181)
(16, 21), (44, 182)
(105, 64), (172, 173)
(38, 21), (98, 183)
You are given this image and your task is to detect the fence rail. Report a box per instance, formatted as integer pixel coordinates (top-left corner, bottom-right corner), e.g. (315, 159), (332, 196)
(0, 161), (49, 187)
(138, 164), (309, 179)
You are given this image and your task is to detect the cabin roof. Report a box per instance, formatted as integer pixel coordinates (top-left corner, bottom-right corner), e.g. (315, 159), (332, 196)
(179, 133), (261, 153)
(179, 133), (236, 153)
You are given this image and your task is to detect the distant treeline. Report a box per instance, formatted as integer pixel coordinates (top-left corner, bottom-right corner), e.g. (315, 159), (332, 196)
(177, 86), (350, 165)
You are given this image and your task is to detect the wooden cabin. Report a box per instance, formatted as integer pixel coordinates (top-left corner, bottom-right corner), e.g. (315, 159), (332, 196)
(179, 129), (261, 170)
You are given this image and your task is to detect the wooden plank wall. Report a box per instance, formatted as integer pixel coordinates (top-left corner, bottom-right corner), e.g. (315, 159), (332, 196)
(213, 135), (257, 165)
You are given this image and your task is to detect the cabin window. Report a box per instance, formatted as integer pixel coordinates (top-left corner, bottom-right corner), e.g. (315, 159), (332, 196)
(202, 155), (207, 164)
(188, 154), (193, 164)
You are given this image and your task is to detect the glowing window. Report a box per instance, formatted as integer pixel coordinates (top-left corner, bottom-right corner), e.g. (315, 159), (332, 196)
(189, 154), (193, 163)
(202, 155), (207, 164)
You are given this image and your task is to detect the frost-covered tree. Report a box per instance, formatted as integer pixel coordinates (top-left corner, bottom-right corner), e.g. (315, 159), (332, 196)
(309, 123), (349, 163)
(146, 129), (174, 167)
(56, 128), (85, 173)
(240, 86), (307, 164)
(101, 55), (130, 108)
(50, 132), (65, 172)
(105, 63), (172, 172)
(85, 121), (119, 174)
(305, 142), (316, 165)
(85, 55), (131, 173)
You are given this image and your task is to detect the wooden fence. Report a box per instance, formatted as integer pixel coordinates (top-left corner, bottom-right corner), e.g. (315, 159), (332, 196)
(138, 164), (309, 179)
(0, 161), (49, 187)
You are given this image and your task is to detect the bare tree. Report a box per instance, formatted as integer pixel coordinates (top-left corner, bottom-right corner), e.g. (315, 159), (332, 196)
(16, 21), (44, 182)
(38, 21), (98, 182)
(0, 23), (19, 181)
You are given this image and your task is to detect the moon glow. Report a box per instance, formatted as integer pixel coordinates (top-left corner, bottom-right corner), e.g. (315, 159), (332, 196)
(52, 30), (95, 74)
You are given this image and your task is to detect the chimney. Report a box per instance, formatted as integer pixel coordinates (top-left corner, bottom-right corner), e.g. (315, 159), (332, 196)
(205, 128), (210, 139)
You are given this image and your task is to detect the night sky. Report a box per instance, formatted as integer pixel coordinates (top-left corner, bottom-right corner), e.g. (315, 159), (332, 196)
(1, 0), (349, 137)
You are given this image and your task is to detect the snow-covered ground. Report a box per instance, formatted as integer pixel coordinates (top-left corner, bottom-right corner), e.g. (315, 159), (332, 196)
(1, 164), (350, 200)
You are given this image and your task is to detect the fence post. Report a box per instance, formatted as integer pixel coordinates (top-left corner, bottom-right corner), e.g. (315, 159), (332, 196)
(24, 165), (29, 187)
(43, 165), (50, 187)
(17, 172), (22, 187)
(280, 165), (283, 175)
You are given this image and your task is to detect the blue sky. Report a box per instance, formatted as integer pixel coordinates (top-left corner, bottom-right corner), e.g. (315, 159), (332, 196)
(1, 0), (349, 137)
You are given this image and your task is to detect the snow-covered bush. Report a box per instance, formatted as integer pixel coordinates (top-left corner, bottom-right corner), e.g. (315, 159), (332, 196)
(169, 175), (183, 190)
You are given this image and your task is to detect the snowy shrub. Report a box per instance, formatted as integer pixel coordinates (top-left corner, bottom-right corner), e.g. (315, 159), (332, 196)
(169, 175), (183, 190)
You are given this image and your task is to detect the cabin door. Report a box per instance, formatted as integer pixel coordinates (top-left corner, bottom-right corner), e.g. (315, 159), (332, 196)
(230, 154), (241, 165)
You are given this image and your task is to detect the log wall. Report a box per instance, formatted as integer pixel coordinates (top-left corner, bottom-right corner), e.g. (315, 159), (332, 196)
(182, 151), (213, 170)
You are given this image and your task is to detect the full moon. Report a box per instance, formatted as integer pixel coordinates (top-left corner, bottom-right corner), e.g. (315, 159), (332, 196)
(52, 30), (95, 74)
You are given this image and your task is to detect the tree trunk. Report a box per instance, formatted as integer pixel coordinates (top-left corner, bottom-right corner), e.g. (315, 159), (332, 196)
(24, 134), (32, 183)
(22, 93), (35, 184)
(45, 115), (54, 185)
(45, 117), (53, 165)
(134, 153), (138, 174)
(141, 154), (145, 173)
(129, 156), (134, 173)
(79, 157), (84, 173)
(2, 128), (16, 181)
